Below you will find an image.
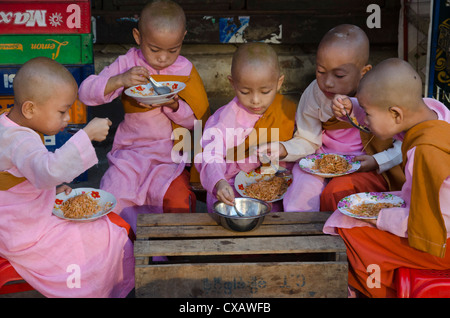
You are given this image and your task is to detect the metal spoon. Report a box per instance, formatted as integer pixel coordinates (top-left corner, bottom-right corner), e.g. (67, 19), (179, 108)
(233, 201), (245, 217)
(260, 153), (279, 175)
(148, 76), (172, 95)
(345, 109), (371, 133)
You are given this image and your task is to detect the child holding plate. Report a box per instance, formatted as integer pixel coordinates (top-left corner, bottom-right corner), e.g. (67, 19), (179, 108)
(78, 0), (210, 232)
(0, 57), (134, 297)
(324, 58), (450, 297)
(194, 42), (297, 212)
(258, 24), (405, 212)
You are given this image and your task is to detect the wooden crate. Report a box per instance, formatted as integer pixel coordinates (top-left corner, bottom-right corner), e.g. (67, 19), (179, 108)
(0, 1), (91, 34)
(135, 212), (348, 298)
(0, 33), (93, 65)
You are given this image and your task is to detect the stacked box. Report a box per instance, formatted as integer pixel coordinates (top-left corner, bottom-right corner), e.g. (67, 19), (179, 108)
(0, 0), (94, 182)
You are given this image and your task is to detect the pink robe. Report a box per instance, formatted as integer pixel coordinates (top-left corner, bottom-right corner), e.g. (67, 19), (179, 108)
(0, 114), (134, 298)
(194, 97), (290, 212)
(78, 48), (196, 232)
(323, 98), (450, 236)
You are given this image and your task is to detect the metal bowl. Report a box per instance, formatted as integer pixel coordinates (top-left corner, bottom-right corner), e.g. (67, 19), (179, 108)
(213, 197), (272, 232)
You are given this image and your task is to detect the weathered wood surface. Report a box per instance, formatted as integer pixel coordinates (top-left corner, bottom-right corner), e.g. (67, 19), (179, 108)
(134, 212), (348, 298)
(136, 262), (348, 298)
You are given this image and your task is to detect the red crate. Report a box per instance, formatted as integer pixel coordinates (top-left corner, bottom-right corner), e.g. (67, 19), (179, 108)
(0, 1), (91, 34)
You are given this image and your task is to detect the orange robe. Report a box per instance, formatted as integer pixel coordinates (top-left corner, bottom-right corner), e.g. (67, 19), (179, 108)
(338, 117), (450, 297)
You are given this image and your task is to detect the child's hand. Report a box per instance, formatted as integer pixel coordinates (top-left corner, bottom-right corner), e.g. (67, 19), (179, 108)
(215, 179), (235, 206)
(257, 142), (287, 161)
(56, 184), (72, 195)
(355, 155), (379, 172)
(83, 117), (112, 142)
(105, 66), (149, 96)
(138, 95), (180, 111)
(120, 66), (150, 88)
(332, 94), (353, 118)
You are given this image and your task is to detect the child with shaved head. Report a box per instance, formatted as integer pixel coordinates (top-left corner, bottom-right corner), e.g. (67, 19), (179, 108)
(195, 42), (296, 212)
(79, 0), (209, 232)
(260, 24), (405, 212)
(0, 57), (134, 297)
(324, 58), (450, 297)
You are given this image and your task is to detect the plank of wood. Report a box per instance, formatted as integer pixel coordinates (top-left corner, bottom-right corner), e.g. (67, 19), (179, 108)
(136, 211), (332, 227)
(136, 223), (326, 239)
(134, 235), (345, 257)
(135, 261), (348, 298)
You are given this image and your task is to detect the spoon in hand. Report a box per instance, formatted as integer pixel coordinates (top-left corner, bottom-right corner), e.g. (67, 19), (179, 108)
(148, 76), (172, 95)
(344, 109), (371, 133)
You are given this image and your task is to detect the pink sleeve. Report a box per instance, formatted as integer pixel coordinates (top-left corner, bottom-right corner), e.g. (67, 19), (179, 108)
(9, 129), (98, 189)
(195, 123), (228, 194)
(162, 100), (195, 129)
(376, 149), (414, 237)
(78, 51), (137, 106)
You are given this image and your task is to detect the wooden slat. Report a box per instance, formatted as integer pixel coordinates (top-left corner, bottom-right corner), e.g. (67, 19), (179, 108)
(136, 222), (325, 239)
(135, 261), (348, 298)
(134, 235), (345, 257)
(136, 211), (332, 227)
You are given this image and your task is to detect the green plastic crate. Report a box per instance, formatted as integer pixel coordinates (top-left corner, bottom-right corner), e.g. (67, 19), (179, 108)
(0, 33), (93, 65)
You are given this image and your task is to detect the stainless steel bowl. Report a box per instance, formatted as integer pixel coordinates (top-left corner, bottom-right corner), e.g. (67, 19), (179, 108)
(213, 197), (272, 232)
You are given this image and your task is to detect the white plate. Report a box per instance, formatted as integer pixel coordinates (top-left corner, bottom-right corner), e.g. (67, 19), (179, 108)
(124, 81), (186, 105)
(299, 153), (360, 178)
(234, 167), (292, 203)
(53, 188), (116, 222)
(337, 192), (405, 220)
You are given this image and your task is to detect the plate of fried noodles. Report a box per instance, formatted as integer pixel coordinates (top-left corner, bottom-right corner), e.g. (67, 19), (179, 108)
(235, 167), (292, 202)
(337, 192), (405, 220)
(53, 188), (116, 222)
(299, 153), (360, 178)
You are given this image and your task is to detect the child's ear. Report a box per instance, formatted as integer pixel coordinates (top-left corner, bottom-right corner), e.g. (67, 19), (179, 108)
(21, 101), (35, 119)
(277, 74), (285, 91)
(227, 75), (234, 87)
(361, 64), (372, 77)
(389, 106), (403, 124)
(132, 28), (141, 46)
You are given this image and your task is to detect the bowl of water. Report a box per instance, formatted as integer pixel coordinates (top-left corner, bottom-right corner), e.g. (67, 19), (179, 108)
(213, 197), (271, 232)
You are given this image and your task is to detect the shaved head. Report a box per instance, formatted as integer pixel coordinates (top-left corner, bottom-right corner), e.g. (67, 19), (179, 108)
(318, 24), (370, 67)
(231, 42), (280, 79)
(138, 0), (186, 35)
(358, 58), (423, 110)
(13, 57), (77, 106)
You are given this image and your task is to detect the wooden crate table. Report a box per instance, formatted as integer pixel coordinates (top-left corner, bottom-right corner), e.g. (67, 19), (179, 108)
(134, 212), (348, 298)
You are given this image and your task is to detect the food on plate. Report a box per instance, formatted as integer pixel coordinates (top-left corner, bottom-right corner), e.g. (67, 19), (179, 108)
(244, 176), (288, 201)
(60, 193), (101, 219)
(349, 202), (402, 217)
(313, 154), (350, 174)
(129, 83), (175, 96)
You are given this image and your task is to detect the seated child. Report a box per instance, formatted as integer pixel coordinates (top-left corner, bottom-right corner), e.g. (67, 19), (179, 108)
(78, 0), (210, 232)
(323, 58), (450, 298)
(195, 42), (297, 212)
(259, 24), (405, 212)
(0, 57), (134, 298)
